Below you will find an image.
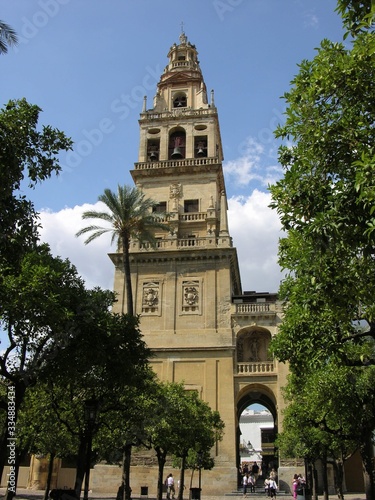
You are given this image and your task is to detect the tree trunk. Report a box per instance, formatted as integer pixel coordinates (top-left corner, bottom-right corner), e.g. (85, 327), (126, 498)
(360, 435), (375, 500)
(321, 457), (329, 500)
(44, 452), (56, 500)
(312, 464), (318, 500)
(122, 236), (133, 315)
(74, 435), (88, 498)
(305, 460), (313, 500)
(156, 447), (167, 500)
(121, 443), (132, 500)
(178, 455), (186, 500)
(331, 459), (344, 500)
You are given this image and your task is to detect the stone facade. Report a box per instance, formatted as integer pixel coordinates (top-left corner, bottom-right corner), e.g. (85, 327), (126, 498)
(103, 31), (288, 497)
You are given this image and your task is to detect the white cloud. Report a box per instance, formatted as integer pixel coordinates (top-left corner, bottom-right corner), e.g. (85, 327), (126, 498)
(223, 137), (283, 188)
(38, 192), (284, 297)
(303, 11), (319, 29)
(228, 190), (285, 292)
(39, 203), (115, 291)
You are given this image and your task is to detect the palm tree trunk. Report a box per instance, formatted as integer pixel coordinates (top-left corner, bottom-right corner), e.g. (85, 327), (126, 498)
(122, 236), (133, 315)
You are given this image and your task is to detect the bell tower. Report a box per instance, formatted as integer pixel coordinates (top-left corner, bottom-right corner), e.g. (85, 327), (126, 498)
(132, 30), (232, 249)
(110, 31), (242, 493)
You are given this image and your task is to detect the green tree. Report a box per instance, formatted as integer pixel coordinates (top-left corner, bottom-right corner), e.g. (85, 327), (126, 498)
(96, 378), (158, 500)
(277, 361), (375, 500)
(76, 185), (169, 315)
(143, 382), (224, 500)
(269, 3), (375, 497)
(16, 384), (78, 500)
(41, 292), (152, 498)
(172, 391), (224, 500)
(0, 245), (87, 491)
(0, 98), (72, 270)
(0, 21), (18, 54)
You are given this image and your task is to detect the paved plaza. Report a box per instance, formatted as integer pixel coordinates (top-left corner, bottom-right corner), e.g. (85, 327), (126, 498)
(0, 488), (366, 500)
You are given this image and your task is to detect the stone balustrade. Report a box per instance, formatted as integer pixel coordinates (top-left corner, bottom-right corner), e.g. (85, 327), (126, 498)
(237, 362), (275, 374)
(134, 157), (219, 170)
(235, 303), (276, 314)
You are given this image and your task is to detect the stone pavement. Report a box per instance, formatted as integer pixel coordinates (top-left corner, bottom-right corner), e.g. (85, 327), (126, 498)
(0, 488), (367, 500)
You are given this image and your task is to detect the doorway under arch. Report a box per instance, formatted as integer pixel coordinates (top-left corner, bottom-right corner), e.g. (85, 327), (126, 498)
(236, 385), (278, 487)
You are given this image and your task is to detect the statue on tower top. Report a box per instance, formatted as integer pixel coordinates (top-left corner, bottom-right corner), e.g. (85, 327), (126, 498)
(179, 22), (187, 45)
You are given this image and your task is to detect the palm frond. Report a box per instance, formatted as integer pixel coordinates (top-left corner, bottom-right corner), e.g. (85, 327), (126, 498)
(0, 21), (18, 54)
(76, 226), (112, 245)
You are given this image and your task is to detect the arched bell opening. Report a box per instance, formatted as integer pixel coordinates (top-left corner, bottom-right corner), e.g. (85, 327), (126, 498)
(173, 92), (187, 108)
(236, 386), (278, 489)
(168, 128), (186, 159)
(147, 138), (160, 161)
(194, 136), (207, 158)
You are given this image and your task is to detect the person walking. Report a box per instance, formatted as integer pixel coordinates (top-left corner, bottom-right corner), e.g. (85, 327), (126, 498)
(166, 473), (175, 500)
(248, 473), (255, 493)
(268, 477), (278, 499)
(251, 461), (260, 481)
(242, 473), (249, 497)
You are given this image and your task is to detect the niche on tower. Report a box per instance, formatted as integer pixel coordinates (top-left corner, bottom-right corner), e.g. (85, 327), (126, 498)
(169, 128), (186, 159)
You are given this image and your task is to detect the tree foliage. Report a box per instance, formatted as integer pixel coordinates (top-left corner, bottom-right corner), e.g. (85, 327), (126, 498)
(142, 382), (224, 500)
(0, 98), (72, 270)
(269, 2), (375, 497)
(335, 0), (375, 36)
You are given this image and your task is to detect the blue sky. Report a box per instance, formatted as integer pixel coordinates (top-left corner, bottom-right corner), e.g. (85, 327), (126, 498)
(1, 0), (345, 294)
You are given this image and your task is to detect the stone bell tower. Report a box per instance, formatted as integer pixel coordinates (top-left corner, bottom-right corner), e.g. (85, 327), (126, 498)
(110, 30), (242, 493)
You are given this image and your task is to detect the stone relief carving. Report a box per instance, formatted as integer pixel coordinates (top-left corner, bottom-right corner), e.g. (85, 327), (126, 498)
(170, 182), (182, 200)
(182, 280), (200, 312)
(170, 183), (182, 212)
(142, 282), (159, 313)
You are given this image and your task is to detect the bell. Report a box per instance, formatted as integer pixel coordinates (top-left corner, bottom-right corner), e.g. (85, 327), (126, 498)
(171, 147), (183, 158)
(149, 150), (158, 160)
(197, 148), (205, 156)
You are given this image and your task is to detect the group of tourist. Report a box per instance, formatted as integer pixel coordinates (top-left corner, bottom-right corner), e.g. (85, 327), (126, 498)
(241, 461), (278, 498)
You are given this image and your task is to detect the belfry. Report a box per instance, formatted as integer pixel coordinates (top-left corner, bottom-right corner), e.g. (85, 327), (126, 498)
(106, 31), (287, 495)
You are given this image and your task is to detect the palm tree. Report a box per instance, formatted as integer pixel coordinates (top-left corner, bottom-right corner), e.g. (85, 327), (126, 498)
(76, 185), (170, 315)
(0, 21), (18, 54)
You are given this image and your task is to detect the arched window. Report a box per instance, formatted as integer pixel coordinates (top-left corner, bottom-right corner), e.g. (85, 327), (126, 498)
(168, 129), (186, 159)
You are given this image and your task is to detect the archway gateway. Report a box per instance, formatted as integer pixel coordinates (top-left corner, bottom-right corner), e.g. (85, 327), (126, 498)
(237, 388), (278, 488)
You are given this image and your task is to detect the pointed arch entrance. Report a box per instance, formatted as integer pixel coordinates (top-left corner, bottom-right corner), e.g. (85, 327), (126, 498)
(236, 384), (278, 486)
